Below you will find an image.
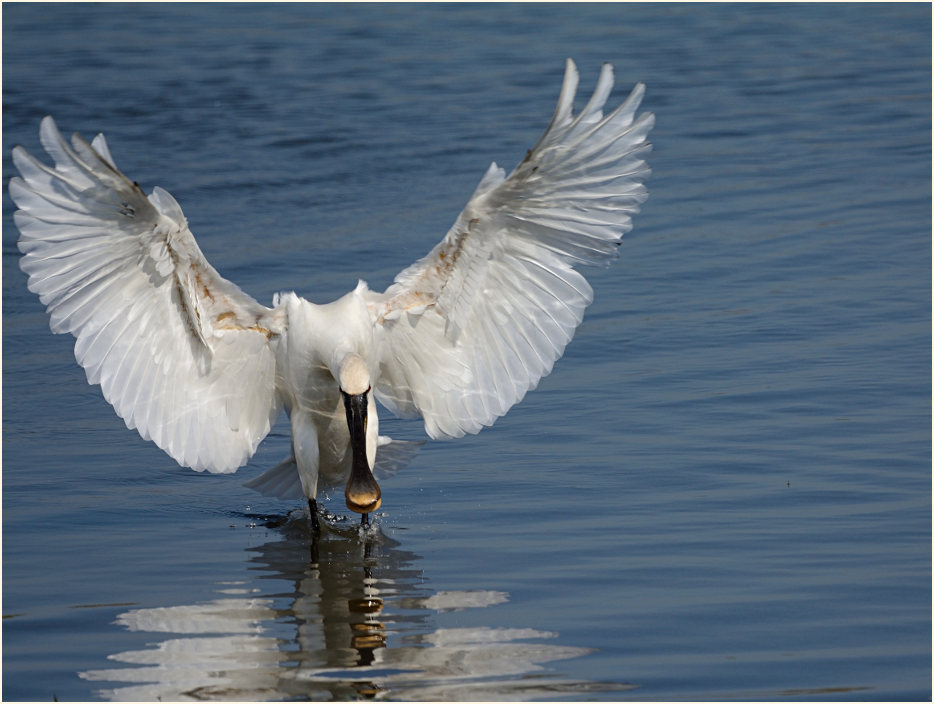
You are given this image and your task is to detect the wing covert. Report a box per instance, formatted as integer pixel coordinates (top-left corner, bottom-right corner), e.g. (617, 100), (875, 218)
(11, 117), (283, 472)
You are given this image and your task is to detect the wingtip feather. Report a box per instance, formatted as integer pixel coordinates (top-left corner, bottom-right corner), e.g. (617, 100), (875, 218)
(554, 59), (580, 125)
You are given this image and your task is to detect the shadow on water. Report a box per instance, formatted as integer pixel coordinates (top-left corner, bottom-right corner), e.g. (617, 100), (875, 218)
(79, 512), (636, 701)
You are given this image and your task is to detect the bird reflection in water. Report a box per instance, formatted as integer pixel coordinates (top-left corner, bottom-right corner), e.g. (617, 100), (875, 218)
(80, 513), (635, 700)
(334, 528), (389, 696)
(348, 545), (386, 664)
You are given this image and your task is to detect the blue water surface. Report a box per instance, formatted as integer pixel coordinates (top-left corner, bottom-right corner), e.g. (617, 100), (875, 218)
(3, 3), (930, 701)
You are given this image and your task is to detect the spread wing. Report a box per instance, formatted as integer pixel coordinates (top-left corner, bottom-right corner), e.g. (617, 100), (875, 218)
(11, 117), (283, 472)
(369, 59), (654, 439)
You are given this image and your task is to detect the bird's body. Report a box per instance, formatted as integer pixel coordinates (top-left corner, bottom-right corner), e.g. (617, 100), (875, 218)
(273, 287), (383, 510)
(10, 60), (653, 525)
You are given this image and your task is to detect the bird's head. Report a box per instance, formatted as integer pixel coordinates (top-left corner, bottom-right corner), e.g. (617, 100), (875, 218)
(338, 353), (370, 396)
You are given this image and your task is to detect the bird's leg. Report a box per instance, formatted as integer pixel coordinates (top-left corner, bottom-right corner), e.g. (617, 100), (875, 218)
(308, 498), (321, 534)
(361, 512), (369, 528)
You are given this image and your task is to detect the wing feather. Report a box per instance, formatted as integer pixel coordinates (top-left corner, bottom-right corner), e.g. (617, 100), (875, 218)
(11, 117), (284, 472)
(369, 60), (653, 439)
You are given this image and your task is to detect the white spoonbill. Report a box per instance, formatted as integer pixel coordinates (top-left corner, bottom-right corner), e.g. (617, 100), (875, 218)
(10, 59), (653, 530)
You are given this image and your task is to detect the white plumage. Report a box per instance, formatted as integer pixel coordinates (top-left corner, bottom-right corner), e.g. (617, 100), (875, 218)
(10, 60), (653, 520)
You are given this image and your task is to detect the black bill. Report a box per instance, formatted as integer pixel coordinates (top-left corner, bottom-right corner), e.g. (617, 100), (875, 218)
(341, 389), (381, 514)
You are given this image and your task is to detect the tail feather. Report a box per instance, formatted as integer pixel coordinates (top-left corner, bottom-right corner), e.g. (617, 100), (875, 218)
(243, 456), (302, 500)
(374, 436), (425, 480)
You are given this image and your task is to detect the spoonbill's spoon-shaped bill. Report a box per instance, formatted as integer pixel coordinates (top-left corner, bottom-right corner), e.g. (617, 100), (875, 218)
(10, 59), (654, 527)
